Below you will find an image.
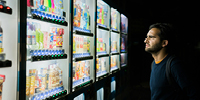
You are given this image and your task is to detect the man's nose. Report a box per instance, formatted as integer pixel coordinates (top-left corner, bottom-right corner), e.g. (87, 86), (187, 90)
(144, 38), (148, 43)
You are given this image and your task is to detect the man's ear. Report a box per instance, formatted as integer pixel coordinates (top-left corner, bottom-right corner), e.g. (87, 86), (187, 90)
(162, 40), (168, 47)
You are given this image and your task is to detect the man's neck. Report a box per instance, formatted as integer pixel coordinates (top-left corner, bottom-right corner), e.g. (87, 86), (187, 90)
(152, 49), (168, 62)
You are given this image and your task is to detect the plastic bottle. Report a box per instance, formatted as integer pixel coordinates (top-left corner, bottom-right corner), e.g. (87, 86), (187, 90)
(35, 23), (40, 49)
(39, 30), (44, 49)
(86, 5), (90, 30)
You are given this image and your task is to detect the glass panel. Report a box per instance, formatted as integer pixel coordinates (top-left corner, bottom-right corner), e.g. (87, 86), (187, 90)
(96, 28), (109, 55)
(73, 60), (91, 87)
(73, 0), (91, 33)
(111, 32), (120, 53)
(121, 14), (128, 34)
(110, 55), (119, 72)
(97, 0), (110, 28)
(121, 34), (127, 52)
(26, 0), (70, 99)
(111, 8), (120, 31)
(73, 35), (92, 57)
(121, 53), (127, 67)
(96, 57), (109, 77)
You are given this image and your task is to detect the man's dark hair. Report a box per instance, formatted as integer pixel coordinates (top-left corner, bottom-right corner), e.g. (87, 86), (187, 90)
(149, 23), (177, 53)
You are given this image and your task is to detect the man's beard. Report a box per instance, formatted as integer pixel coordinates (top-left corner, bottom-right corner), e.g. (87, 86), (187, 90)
(145, 42), (163, 54)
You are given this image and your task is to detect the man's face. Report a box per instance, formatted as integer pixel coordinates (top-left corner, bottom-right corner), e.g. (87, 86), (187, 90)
(144, 28), (163, 53)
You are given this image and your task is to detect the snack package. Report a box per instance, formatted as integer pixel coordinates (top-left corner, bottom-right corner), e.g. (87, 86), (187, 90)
(0, 74), (5, 100)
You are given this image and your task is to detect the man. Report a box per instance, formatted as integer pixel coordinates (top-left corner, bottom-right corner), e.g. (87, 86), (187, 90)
(144, 23), (199, 100)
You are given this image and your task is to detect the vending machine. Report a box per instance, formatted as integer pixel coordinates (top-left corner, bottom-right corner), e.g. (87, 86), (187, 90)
(96, 0), (110, 100)
(110, 7), (120, 73)
(19, 0), (71, 99)
(96, 0), (110, 81)
(110, 7), (121, 100)
(72, 0), (96, 99)
(118, 13), (128, 99)
(120, 14), (128, 68)
(0, 0), (18, 100)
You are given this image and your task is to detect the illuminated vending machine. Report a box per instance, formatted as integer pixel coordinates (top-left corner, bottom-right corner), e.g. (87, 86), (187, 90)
(120, 14), (128, 68)
(110, 7), (120, 100)
(20, 0), (71, 99)
(119, 14), (128, 96)
(72, 0), (96, 99)
(110, 7), (120, 73)
(96, 0), (110, 100)
(0, 0), (18, 100)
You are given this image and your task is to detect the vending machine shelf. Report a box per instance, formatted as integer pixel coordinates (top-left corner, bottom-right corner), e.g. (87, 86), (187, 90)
(74, 80), (93, 91)
(97, 71), (109, 80)
(121, 50), (127, 53)
(121, 64), (127, 67)
(96, 53), (109, 58)
(111, 29), (119, 33)
(97, 25), (109, 31)
(121, 32), (127, 35)
(29, 87), (67, 100)
(73, 55), (93, 62)
(30, 54), (67, 62)
(73, 30), (93, 37)
(28, 12), (68, 26)
(110, 52), (119, 55)
(111, 68), (119, 74)
(27, 17), (68, 27)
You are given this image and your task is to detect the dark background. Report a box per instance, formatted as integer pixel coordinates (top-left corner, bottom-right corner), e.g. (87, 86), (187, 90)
(105, 0), (200, 83)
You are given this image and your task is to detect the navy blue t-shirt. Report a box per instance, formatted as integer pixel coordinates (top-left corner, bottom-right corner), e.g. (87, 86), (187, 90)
(150, 54), (198, 100)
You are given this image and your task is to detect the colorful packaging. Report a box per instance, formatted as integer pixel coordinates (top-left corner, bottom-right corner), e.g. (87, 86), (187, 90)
(30, 69), (36, 95)
(79, 37), (83, 53)
(73, 62), (76, 81)
(73, 36), (76, 53)
(101, 58), (106, 71)
(27, 0), (34, 7)
(102, 43), (106, 51)
(0, 23), (3, 52)
(111, 41), (117, 52)
(121, 38), (125, 50)
(87, 37), (90, 52)
(56, 36), (63, 47)
(83, 37), (87, 53)
(75, 62), (80, 80)
(26, 76), (31, 96)
(0, 74), (5, 100)
(39, 31), (44, 49)
(43, 31), (49, 49)
(85, 61), (90, 76)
